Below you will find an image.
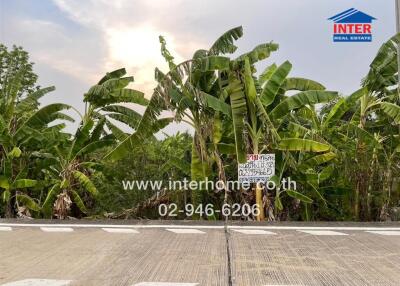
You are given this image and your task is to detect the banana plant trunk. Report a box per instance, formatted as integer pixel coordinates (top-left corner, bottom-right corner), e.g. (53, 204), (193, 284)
(355, 146), (370, 221)
(380, 168), (393, 220)
(253, 145), (265, 221)
(190, 135), (210, 218)
(255, 183), (265, 221)
(5, 198), (14, 218)
(355, 110), (370, 221)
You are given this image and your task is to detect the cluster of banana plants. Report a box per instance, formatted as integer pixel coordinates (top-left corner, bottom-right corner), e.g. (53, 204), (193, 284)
(150, 27), (400, 221)
(2, 29), (400, 221)
(0, 82), (71, 217)
(0, 50), (164, 218)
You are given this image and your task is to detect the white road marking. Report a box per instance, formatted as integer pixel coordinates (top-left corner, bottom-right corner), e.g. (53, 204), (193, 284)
(102, 228), (139, 234)
(298, 230), (348, 236)
(0, 279), (71, 285)
(133, 283), (198, 286)
(233, 229), (276, 235)
(40, 227), (74, 233)
(0, 226), (12, 231)
(1, 223), (400, 232)
(0, 223), (222, 229)
(229, 225), (400, 231)
(166, 228), (205, 234)
(366, 230), (400, 236)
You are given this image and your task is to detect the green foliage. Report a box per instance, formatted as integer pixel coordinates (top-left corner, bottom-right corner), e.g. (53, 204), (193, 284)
(381, 102), (400, 124)
(209, 26), (243, 55)
(93, 133), (192, 215)
(16, 194), (40, 212)
(278, 139), (330, 153)
(0, 44), (38, 100)
(270, 90), (338, 120)
(260, 61), (292, 106)
(284, 78), (325, 91)
(286, 190), (313, 204)
(2, 30), (400, 222)
(229, 80), (248, 163)
(73, 171), (98, 196)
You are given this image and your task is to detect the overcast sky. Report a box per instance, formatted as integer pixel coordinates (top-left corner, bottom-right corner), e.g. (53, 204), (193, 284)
(0, 0), (396, 134)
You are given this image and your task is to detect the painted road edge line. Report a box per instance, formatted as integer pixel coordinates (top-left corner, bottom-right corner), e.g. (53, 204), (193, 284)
(1, 223), (400, 231)
(229, 226), (400, 231)
(0, 223), (222, 229)
(0, 226), (12, 231)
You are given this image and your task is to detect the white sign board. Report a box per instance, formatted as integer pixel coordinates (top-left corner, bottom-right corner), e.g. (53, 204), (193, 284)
(238, 154), (275, 183)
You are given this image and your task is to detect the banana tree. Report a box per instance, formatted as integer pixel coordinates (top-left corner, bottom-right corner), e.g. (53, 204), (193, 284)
(18, 116), (115, 218)
(363, 33), (400, 101)
(12, 68), (169, 218)
(221, 47), (338, 220)
(1, 79), (73, 217)
(339, 33), (400, 220)
(0, 147), (37, 217)
(153, 26), (295, 219)
(145, 27), (247, 213)
(83, 68), (150, 141)
(11, 69), (148, 218)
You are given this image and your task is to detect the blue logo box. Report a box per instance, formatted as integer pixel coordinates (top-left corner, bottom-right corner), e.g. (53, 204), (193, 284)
(333, 34), (372, 42)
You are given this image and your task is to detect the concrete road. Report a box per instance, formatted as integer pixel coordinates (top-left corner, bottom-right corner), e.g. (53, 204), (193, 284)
(0, 221), (400, 286)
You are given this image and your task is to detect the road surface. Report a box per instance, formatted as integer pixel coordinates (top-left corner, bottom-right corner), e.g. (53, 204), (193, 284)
(0, 220), (400, 285)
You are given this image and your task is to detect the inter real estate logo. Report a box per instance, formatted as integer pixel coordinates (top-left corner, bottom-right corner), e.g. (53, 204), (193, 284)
(328, 8), (376, 42)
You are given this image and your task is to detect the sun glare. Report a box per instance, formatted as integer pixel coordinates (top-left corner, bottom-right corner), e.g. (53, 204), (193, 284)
(105, 26), (182, 96)
(107, 26), (164, 66)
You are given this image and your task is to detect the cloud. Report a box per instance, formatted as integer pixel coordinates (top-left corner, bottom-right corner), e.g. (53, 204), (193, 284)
(2, 0), (396, 136)
(52, 0), (205, 97)
(4, 16), (105, 85)
(104, 26), (184, 97)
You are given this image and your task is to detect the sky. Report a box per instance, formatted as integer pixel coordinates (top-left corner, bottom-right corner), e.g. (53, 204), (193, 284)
(0, 0), (397, 134)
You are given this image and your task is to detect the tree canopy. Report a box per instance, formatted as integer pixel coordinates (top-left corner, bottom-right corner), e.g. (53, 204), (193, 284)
(1, 29), (400, 222)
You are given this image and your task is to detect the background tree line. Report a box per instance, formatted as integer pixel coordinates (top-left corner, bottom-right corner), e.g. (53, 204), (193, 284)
(1, 27), (400, 221)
